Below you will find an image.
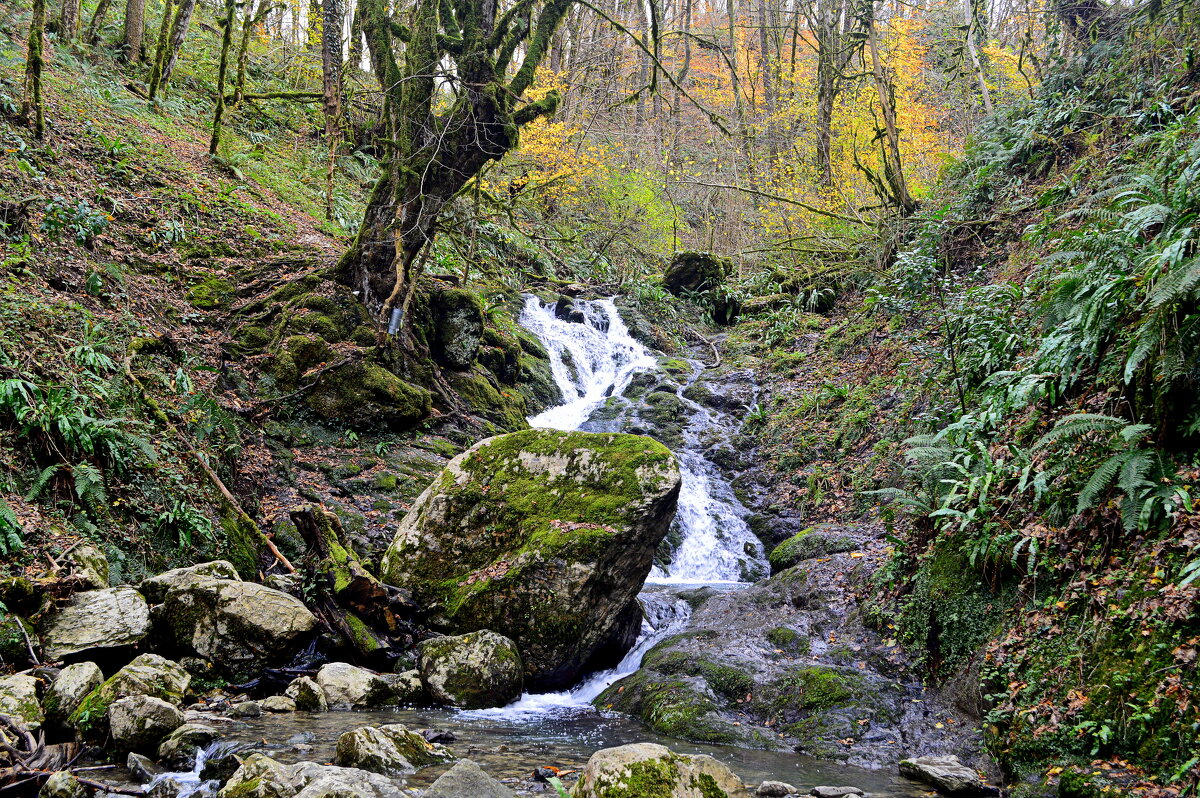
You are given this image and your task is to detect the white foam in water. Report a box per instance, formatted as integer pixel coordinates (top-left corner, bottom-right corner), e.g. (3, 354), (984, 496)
(520, 296), (657, 431)
(467, 296), (766, 718)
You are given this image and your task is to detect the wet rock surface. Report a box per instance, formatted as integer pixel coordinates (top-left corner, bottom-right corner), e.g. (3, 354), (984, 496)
(380, 427), (681, 689)
(39, 586), (151, 660)
(598, 551), (985, 769)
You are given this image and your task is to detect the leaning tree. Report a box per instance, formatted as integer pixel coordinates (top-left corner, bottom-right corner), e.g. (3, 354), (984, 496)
(341, 0), (578, 324)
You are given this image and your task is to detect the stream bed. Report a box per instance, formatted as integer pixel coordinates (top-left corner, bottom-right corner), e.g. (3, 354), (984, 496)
(147, 296), (929, 797)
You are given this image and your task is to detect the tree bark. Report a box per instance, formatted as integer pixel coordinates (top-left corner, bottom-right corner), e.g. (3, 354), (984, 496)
(322, 0), (344, 220)
(86, 0), (113, 45)
(209, 0), (236, 154)
(150, 0), (198, 100)
(963, 0), (994, 115)
(60, 0), (81, 44)
(146, 0), (175, 99)
(864, 5), (915, 213)
(122, 0), (145, 59)
(23, 0), (46, 139)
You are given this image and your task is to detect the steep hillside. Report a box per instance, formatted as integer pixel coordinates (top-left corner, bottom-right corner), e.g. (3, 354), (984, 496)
(738, 11), (1200, 795)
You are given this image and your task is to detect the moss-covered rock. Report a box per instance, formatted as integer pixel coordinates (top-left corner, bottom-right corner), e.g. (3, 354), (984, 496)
(445, 369), (528, 431)
(187, 276), (235, 310)
(0, 614), (35, 666)
(431, 289), (485, 371)
(767, 525), (857, 573)
(305, 361), (432, 431)
(381, 429), (681, 689)
(39, 586), (151, 660)
(595, 670), (744, 745)
(417, 630), (523, 709)
(573, 743), (750, 798)
(69, 654), (190, 739)
(0, 674), (43, 731)
(335, 723), (453, 777)
(662, 252), (732, 297)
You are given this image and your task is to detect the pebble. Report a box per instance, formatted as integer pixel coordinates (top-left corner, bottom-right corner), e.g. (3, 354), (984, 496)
(758, 781), (798, 797)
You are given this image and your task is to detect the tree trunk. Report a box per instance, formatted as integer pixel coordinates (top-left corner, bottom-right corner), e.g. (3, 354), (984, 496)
(208, 0), (236, 154)
(151, 0), (198, 100)
(864, 8), (915, 213)
(234, 0), (257, 103)
(87, 0), (113, 44)
(60, 0), (81, 44)
(963, 0), (994, 115)
(147, 0), (174, 99)
(23, 0), (46, 139)
(321, 0), (344, 219)
(122, 0), (145, 59)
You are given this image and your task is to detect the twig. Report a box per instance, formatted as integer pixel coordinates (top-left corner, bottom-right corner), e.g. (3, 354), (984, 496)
(685, 328), (721, 368)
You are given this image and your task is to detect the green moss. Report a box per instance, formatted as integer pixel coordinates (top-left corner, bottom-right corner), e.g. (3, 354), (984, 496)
(445, 369), (528, 431)
(187, 275), (235, 309)
(765, 626), (810, 654)
(768, 526), (856, 572)
(592, 757), (680, 798)
(219, 510), (263, 579)
(305, 362), (432, 431)
(596, 670), (742, 745)
(689, 773), (730, 798)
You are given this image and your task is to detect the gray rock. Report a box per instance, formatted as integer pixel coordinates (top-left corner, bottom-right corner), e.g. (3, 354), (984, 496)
(380, 669), (425, 706)
(159, 577), (317, 679)
(424, 759), (515, 798)
(899, 755), (989, 796)
(335, 723), (453, 776)
(127, 752), (164, 783)
(109, 695), (186, 753)
(157, 722), (221, 769)
(148, 777), (187, 798)
(138, 561), (242, 603)
(216, 754), (407, 798)
(418, 631), (523, 709)
(574, 743), (750, 798)
(316, 663), (392, 710)
(44, 662), (103, 728)
(285, 676), (329, 712)
(261, 695), (297, 712)
(812, 788), (864, 798)
(39, 587), (150, 659)
(229, 700), (261, 718)
(65, 544), (109, 589)
(38, 771), (87, 798)
(264, 574), (300, 593)
(0, 674), (43, 731)
(757, 782), (797, 797)
(380, 429), (681, 689)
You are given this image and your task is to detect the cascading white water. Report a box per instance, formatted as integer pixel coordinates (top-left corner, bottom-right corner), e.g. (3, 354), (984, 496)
(469, 296), (765, 716)
(520, 296), (657, 431)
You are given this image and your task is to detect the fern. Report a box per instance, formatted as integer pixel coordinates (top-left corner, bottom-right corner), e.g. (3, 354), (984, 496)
(25, 464), (62, 501)
(0, 500), (23, 555)
(72, 463), (108, 511)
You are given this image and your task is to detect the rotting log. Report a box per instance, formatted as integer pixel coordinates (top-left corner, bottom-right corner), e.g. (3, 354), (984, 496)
(290, 504), (420, 667)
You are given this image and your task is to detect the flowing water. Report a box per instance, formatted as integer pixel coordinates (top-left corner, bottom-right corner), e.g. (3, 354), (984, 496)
(151, 296), (924, 796)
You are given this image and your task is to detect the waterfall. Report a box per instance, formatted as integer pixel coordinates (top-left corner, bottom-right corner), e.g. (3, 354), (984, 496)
(519, 295), (766, 583)
(466, 296), (766, 717)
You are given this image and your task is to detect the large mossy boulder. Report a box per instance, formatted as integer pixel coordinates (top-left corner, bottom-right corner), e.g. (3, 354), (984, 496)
(108, 695), (185, 753)
(314, 663), (392, 710)
(431, 289), (485, 371)
(138, 561), (242, 603)
(662, 251), (731, 297)
(217, 753), (407, 798)
(39, 587), (150, 660)
(417, 631), (523, 709)
(158, 576), (317, 680)
(573, 743), (750, 798)
(767, 525), (857, 573)
(334, 723), (453, 776)
(305, 361), (432, 431)
(380, 429), (681, 689)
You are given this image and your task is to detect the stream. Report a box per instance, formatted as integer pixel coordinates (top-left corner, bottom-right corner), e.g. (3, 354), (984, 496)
(150, 296), (926, 797)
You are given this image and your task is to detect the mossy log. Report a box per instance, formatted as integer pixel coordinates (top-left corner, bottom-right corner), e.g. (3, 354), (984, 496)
(290, 504), (419, 667)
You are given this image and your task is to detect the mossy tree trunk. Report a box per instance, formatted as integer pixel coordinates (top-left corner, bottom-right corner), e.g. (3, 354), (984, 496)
(321, 0), (343, 220)
(861, 0), (915, 215)
(340, 0), (575, 323)
(86, 0), (113, 45)
(22, 0), (46, 139)
(208, 0), (236, 154)
(291, 504), (419, 666)
(149, 0), (196, 101)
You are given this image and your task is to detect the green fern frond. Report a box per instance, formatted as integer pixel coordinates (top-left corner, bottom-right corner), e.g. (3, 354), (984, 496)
(1035, 413), (1127, 449)
(26, 464), (62, 501)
